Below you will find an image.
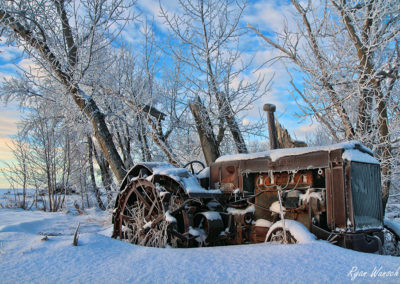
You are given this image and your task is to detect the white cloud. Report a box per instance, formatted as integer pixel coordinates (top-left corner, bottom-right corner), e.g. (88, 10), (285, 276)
(0, 63), (19, 77)
(296, 123), (318, 135)
(243, 1), (297, 34)
(17, 58), (39, 73)
(136, 0), (181, 34)
(0, 41), (39, 79)
(0, 38), (24, 61)
(287, 121), (320, 141)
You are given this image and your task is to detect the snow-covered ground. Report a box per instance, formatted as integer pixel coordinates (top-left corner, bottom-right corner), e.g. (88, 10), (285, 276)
(1, 189), (400, 283)
(0, 207), (399, 284)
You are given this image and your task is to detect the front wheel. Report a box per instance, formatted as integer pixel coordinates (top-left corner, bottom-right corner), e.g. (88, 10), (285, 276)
(383, 226), (400, 256)
(266, 227), (297, 244)
(265, 220), (315, 244)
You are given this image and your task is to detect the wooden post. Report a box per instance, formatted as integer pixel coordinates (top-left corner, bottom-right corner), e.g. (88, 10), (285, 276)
(263, 104), (278, 150)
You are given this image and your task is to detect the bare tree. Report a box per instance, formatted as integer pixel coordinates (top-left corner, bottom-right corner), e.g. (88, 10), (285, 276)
(250, 0), (399, 211)
(96, 44), (184, 167)
(87, 135), (106, 210)
(92, 141), (114, 206)
(7, 108), (72, 211)
(0, 0), (137, 182)
(160, 0), (267, 159)
(1, 138), (30, 209)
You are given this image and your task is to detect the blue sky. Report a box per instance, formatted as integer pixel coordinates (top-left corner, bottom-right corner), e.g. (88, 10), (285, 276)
(133, 0), (317, 134)
(0, 0), (317, 188)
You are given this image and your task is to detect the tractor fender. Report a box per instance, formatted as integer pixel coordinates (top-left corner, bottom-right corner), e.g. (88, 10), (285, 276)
(266, 220), (316, 244)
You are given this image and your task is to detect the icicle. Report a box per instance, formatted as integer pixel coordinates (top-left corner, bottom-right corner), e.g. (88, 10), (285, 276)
(276, 186), (287, 243)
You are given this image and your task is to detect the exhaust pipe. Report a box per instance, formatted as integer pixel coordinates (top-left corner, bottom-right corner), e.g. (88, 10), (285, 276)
(263, 103), (278, 150)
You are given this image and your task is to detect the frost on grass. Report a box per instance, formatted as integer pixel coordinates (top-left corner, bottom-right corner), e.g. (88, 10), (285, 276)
(123, 204), (170, 248)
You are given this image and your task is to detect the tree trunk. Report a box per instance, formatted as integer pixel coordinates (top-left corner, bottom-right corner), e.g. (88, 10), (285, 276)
(88, 136), (106, 210)
(189, 96), (221, 165)
(115, 126), (133, 170)
(224, 102), (249, 153)
(74, 91), (126, 182)
(375, 88), (391, 212)
(137, 119), (152, 162)
(277, 121), (307, 148)
(93, 144), (114, 206)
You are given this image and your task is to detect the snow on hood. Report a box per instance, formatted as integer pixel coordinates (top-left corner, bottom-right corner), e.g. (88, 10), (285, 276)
(341, 149), (379, 164)
(136, 162), (175, 168)
(181, 174), (221, 194)
(215, 141), (376, 163)
(152, 166), (190, 178)
(151, 166), (221, 194)
(196, 167), (210, 179)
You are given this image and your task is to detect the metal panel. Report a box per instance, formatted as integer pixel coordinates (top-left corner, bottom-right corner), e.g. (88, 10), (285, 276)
(210, 161), (240, 191)
(325, 167), (334, 230)
(332, 166), (346, 228)
(239, 151), (329, 174)
(345, 163), (354, 230)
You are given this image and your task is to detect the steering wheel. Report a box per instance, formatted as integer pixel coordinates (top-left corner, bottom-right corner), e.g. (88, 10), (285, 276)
(183, 160), (206, 175)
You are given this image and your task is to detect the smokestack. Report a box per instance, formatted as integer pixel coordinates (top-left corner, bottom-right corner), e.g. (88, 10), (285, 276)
(263, 103), (278, 150)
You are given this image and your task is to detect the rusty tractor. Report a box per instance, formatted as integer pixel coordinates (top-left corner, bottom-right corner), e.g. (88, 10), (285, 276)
(112, 105), (399, 253)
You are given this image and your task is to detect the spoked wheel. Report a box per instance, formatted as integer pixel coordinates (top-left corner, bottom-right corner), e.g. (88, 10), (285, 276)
(112, 178), (188, 248)
(267, 227), (297, 244)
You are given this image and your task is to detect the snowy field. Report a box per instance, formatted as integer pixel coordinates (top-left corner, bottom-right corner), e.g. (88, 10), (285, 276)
(1, 190), (400, 284)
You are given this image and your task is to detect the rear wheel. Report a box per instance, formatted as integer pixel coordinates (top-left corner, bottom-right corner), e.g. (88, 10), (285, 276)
(112, 179), (188, 247)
